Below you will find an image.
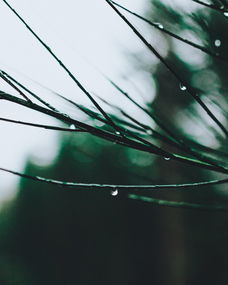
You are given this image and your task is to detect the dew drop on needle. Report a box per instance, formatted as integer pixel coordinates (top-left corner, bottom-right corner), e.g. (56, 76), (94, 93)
(111, 189), (118, 196)
(180, 83), (187, 91)
(70, 124), (76, 129)
(155, 22), (164, 29)
(214, 39), (221, 47)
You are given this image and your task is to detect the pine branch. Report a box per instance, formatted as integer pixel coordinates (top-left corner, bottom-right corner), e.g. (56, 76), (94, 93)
(2, 0), (125, 137)
(109, 0), (228, 61)
(0, 166), (227, 190)
(29, 85), (228, 172)
(100, 79), (226, 168)
(105, 0), (228, 138)
(1, 162), (226, 211)
(0, 90), (228, 174)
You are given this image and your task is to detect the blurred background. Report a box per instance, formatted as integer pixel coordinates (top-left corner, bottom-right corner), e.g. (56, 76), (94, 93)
(0, 0), (228, 284)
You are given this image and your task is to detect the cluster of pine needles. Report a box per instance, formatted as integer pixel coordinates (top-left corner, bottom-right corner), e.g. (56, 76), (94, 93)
(0, 0), (228, 210)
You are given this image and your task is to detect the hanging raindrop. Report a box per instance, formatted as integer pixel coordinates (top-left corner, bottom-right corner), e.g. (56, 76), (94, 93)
(214, 39), (221, 47)
(146, 129), (153, 135)
(111, 189), (118, 196)
(70, 124), (76, 129)
(224, 12), (228, 17)
(115, 131), (121, 135)
(164, 157), (170, 161)
(155, 22), (164, 29)
(179, 83), (187, 91)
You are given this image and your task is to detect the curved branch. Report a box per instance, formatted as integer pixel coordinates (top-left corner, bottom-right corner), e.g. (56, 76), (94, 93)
(0, 166), (227, 190)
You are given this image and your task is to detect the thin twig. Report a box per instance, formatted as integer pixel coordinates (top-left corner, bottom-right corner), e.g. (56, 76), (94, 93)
(0, 71), (32, 102)
(1, 70), (60, 112)
(129, 194), (228, 211)
(0, 117), (86, 132)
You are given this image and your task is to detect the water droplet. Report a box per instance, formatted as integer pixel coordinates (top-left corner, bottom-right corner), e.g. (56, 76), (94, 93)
(180, 83), (187, 91)
(155, 22), (164, 29)
(70, 124), (76, 129)
(224, 12), (228, 17)
(214, 39), (221, 47)
(146, 129), (153, 135)
(164, 157), (170, 161)
(115, 131), (121, 135)
(111, 189), (118, 196)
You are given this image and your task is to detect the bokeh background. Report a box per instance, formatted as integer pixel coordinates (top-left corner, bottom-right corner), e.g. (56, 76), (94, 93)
(0, 0), (228, 284)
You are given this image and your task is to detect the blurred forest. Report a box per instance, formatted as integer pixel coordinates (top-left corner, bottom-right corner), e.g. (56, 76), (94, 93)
(0, 0), (228, 284)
